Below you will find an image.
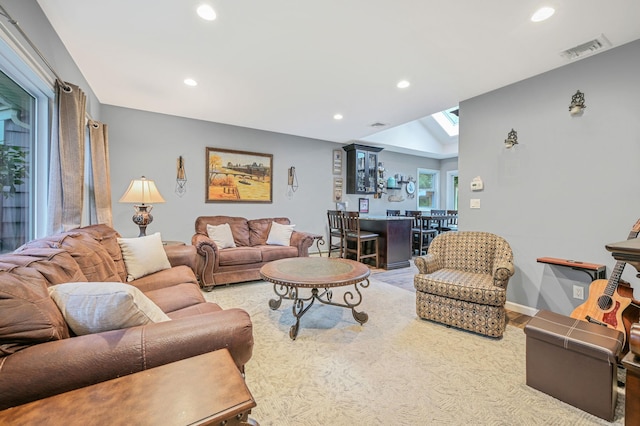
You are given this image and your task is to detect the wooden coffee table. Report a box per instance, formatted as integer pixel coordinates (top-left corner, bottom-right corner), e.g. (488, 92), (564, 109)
(260, 257), (371, 339)
(0, 349), (257, 425)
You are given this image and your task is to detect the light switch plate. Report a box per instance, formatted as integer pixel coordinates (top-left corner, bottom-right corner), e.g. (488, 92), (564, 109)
(470, 199), (481, 209)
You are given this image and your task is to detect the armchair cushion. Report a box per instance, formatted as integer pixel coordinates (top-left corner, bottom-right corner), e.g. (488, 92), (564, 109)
(49, 282), (170, 336)
(117, 233), (171, 281)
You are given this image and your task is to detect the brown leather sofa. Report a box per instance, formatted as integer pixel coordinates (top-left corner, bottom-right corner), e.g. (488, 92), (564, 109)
(192, 216), (315, 289)
(0, 224), (253, 410)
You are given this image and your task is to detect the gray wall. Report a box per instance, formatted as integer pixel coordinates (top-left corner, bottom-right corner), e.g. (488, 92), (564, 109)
(1, 0), (101, 119)
(459, 39), (640, 314)
(103, 105), (448, 249)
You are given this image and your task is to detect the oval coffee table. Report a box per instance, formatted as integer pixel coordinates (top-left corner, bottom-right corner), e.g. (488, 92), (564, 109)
(260, 257), (371, 339)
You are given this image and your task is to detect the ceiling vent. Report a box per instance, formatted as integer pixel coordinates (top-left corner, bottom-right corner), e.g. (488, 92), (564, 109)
(370, 122), (388, 128)
(560, 34), (611, 60)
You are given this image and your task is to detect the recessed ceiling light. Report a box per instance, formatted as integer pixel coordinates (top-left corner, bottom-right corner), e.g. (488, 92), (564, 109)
(333, 114), (343, 120)
(184, 78), (198, 87)
(531, 7), (555, 22)
(197, 4), (217, 21)
(397, 80), (410, 89)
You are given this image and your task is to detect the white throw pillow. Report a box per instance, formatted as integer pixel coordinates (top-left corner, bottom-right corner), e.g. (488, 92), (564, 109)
(117, 232), (171, 282)
(206, 223), (237, 249)
(49, 282), (171, 336)
(266, 221), (295, 246)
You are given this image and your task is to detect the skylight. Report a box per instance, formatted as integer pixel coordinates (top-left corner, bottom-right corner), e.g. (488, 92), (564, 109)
(432, 107), (459, 137)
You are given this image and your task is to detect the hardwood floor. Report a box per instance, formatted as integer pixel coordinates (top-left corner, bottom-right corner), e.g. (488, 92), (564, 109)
(370, 260), (532, 330)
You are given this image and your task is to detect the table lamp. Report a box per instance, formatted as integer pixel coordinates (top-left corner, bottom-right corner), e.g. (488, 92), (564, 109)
(119, 176), (165, 236)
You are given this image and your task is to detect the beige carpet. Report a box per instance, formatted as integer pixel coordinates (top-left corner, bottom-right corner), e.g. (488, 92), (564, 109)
(203, 278), (625, 425)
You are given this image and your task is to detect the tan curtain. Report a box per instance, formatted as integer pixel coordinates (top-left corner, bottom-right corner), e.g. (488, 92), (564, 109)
(48, 80), (86, 233)
(87, 120), (112, 226)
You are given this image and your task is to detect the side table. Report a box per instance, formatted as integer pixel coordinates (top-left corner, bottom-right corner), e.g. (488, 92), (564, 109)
(0, 349), (258, 426)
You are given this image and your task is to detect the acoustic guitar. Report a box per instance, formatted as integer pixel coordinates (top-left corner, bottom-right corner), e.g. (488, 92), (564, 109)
(570, 218), (640, 345)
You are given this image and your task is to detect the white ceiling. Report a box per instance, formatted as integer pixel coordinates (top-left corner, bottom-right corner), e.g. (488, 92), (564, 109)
(36, 1), (640, 157)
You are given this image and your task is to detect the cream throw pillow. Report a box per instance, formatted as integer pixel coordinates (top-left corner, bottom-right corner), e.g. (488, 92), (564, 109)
(206, 223), (236, 249)
(49, 282), (171, 336)
(117, 232), (172, 282)
(266, 221), (295, 246)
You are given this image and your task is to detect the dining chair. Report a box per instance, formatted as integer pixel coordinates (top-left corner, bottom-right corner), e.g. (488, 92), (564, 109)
(342, 211), (379, 268)
(386, 209), (401, 216)
(429, 209), (450, 232)
(446, 210), (458, 231)
(326, 210), (344, 257)
(407, 211), (437, 255)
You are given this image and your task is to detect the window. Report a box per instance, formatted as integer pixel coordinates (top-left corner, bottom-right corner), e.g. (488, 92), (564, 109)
(446, 170), (459, 210)
(417, 168), (439, 210)
(0, 71), (33, 252)
(0, 37), (52, 252)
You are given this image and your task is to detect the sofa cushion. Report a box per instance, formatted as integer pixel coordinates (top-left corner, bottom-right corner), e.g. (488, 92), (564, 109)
(117, 233), (172, 282)
(260, 245), (299, 262)
(0, 267), (70, 355)
(21, 232), (121, 283)
(73, 224), (128, 282)
(0, 248), (87, 286)
(218, 247), (262, 266)
(248, 217), (290, 246)
(266, 221), (295, 246)
(49, 282), (171, 336)
(414, 269), (506, 307)
(206, 223), (236, 249)
(144, 282), (206, 314)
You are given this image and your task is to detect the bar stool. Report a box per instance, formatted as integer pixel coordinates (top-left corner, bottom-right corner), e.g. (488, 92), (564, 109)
(342, 211), (379, 268)
(326, 210), (344, 257)
(386, 209), (401, 216)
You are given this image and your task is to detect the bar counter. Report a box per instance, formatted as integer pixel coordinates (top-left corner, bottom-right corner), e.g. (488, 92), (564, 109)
(359, 215), (412, 269)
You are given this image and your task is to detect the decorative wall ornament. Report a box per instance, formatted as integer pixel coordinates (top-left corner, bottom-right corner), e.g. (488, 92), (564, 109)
(569, 90), (586, 116)
(504, 129), (519, 149)
(175, 156), (187, 196)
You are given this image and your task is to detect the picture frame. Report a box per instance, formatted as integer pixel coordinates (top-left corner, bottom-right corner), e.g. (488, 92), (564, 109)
(336, 202), (346, 211)
(333, 177), (343, 202)
(205, 147), (273, 203)
(359, 198), (369, 213)
(332, 149), (343, 175)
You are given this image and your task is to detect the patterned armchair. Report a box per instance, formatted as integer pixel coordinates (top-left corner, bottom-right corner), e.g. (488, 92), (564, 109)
(414, 231), (515, 338)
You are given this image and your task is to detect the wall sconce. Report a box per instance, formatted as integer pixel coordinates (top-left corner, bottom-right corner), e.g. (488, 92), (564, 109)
(176, 156), (187, 196)
(119, 176), (165, 237)
(504, 129), (518, 149)
(569, 90), (586, 116)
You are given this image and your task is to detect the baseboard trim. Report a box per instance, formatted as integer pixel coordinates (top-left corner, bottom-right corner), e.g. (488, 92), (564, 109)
(505, 301), (538, 317)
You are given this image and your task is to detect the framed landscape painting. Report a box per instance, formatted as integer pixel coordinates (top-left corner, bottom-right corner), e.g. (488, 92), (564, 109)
(205, 147), (273, 203)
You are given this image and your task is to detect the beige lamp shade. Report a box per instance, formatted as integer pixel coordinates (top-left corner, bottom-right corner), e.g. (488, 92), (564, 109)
(119, 176), (165, 204)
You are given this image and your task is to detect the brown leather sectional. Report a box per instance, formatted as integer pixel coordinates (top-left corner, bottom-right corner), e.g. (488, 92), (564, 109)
(0, 224), (253, 410)
(192, 216), (316, 289)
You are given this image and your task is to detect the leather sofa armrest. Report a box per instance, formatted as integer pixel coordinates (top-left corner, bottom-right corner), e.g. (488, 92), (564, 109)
(191, 233), (220, 288)
(290, 230), (314, 256)
(164, 244), (197, 275)
(0, 308), (253, 410)
(414, 254), (442, 274)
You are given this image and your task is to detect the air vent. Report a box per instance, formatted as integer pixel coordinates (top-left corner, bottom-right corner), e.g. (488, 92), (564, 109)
(370, 122), (388, 128)
(560, 34), (611, 60)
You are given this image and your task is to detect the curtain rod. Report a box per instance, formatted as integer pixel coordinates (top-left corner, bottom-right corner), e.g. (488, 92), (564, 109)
(0, 4), (71, 91)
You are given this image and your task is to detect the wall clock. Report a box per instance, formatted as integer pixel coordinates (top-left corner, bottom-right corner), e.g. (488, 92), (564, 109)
(406, 180), (416, 197)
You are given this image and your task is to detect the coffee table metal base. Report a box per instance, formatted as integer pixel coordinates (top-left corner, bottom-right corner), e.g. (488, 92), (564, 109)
(269, 281), (370, 339)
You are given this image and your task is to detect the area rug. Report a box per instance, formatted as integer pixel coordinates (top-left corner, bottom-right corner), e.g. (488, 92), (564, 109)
(203, 278), (625, 425)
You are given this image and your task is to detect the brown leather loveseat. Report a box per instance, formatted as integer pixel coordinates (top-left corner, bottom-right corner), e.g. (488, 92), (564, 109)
(0, 224), (253, 410)
(192, 216), (315, 289)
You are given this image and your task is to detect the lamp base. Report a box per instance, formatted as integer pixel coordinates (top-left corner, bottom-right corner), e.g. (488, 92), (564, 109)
(132, 204), (154, 237)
